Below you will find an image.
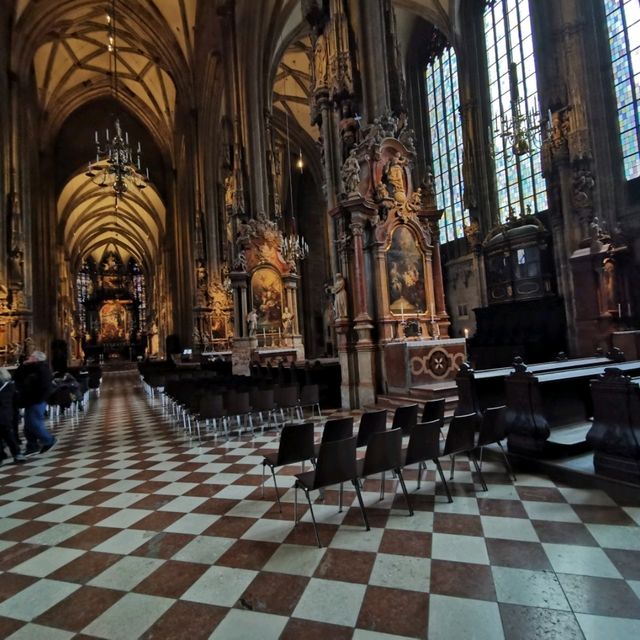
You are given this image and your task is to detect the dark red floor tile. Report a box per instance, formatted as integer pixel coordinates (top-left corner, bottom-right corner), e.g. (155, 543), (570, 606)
(433, 512), (484, 536)
(430, 559), (497, 601)
(35, 585), (124, 631)
(58, 526), (121, 550)
(281, 618), (352, 640)
(478, 498), (528, 518)
(558, 573), (640, 617)
(134, 560), (208, 598)
(283, 522), (339, 547)
(192, 498), (239, 515)
(357, 585), (429, 638)
(0, 520), (51, 542)
(531, 520), (598, 546)
(604, 548), (640, 580)
(0, 572), (38, 600)
(499, 603), (583, 640)
(379, 529), (432, 557)
(238, 571), (309, 616)
(130, 494), (176, 510)
(0, 616), (25, 638)
(314, 548), (376, 584)
(516, 486), (566, 503)
(572, 505), (637, 525)
(129, 510), (183, 531)
(486, 539), (552, 571)
(343, 506), (389, 529)
(203, 516), (256, 538)
(0, 543), (45, 571)
(216, 539), (279, 570)
(141, 601), (228, 640)
(49, 550), (122, 584)
(67, 507), (118, 526)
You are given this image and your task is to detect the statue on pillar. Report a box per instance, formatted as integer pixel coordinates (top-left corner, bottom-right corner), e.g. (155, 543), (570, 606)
(247, 308), (258, 336)
(331, 273), (348, 319)
(282, 306), (293, 334)
(341, 150), (361, 195)
(382, 152), (408, 204)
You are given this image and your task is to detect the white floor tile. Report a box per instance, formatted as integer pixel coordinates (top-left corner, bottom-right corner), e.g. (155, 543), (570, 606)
(12, 547), (84, 577)
(492, 566), (570, 610)
(182, 565), (257, 606)
(172, 535), (235, 564)
(431, 532), (489, 565)
(576, 613), (640, 640)
(89, 555), (164, 590)
(0, 579), (80, 621)
(481, 515), (539, 542)
(262, 543), (326, 576)
(82, 592), (173, 640)
(210, 609), (288, 640)
(369, 553), (430, 592)
(292, 577), (367, 627)
(543, 543), (622, 578)
(164, 513), (219, 534)
(428, 594), (504, 640)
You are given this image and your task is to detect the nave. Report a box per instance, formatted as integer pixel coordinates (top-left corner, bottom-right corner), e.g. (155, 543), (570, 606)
(0, 373), (639, 639)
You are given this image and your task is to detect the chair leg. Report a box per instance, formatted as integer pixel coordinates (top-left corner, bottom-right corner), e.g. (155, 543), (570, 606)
(304, 488), (322, 547)
(339, 482), (344, 513)
(469, 452), (488, 491)
(352, 479), (370, 531)
(449, 454), (456, 480)
(379, 471), (385, 501)
(270, 467), (282, 512)
(396, 468), (414, 516)
(417, 461), (425, 491)
(261, 463), (266, 499)
(497, 441), (517, 481)
(434, 458), (453, 503)
(294, 483), (298, 524)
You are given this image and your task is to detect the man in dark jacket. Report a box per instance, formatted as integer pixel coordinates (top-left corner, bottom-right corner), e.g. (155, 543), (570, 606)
(13, 350), (56, 455)
(0, 367), (25, 463)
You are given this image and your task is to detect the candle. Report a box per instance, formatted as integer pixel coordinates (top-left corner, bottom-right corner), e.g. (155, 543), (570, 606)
(628, 303), (632, 317)
(618, 303), (622, 317)
(400, 303), (404, 322)
(464, 328), (469, 339)
(94, 130), (99, 144)
(263, 328), (266, 341)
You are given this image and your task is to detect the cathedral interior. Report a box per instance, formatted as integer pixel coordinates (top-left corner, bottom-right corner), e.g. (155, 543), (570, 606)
(1, 0), (640, 637)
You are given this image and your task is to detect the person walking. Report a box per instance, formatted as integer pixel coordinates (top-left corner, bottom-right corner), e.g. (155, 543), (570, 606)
(13, 350), (56, 455)
(0, 368), (25, 464)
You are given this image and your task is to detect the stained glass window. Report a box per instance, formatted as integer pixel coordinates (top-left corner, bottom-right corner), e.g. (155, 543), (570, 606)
(426, 45), (468, 243)
(605, 0), (640, 179)
(130, 259), (147, 326)
(484, 0), (547, 222)
(76, 262), (91, 332)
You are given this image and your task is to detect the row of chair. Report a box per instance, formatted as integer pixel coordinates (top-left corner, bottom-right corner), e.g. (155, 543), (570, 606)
(262, 402), (514, 547)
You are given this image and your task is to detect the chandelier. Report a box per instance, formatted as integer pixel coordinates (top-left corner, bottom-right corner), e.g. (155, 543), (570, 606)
(493, 62), (543, 158)
(281, 76), (309, 265)
(85, 0), (149, 199)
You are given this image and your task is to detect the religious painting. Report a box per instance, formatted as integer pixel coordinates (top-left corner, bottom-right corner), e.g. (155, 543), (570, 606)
(251, 267), (283, 329)
(386, 226), (427, 314)
(99, 301), (127, 341)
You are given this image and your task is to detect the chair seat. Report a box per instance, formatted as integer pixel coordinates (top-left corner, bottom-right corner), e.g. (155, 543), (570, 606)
(263, 453), (278, 467)
(296, 469), (316, 489)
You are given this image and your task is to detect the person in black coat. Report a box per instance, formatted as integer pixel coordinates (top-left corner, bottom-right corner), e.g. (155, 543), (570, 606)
(13, 350), (56, 455)
(0, 368), (25, 463)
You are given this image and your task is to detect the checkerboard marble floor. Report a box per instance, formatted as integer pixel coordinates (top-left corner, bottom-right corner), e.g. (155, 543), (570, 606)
(1, 372), (640, 639)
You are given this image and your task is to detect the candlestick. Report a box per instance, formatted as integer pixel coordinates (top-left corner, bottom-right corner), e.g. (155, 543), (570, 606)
(94, 130), (99, 144)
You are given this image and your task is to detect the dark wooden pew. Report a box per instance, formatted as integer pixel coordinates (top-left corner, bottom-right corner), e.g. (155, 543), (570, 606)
(587, 369), (640, 484)
(504, 359), (640, 457)
(455, 352), (620, 418)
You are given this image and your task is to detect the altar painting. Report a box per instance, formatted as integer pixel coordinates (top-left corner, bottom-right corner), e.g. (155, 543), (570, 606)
(99, 301), (128, 341)
(251, 268), (283, 329)
(386, 226), (427, 314)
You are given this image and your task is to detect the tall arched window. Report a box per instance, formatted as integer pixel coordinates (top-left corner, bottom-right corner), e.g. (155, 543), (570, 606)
(605, 0), (640, 180)
(485, 0), (547, 221)
(426, 45), (467, 243)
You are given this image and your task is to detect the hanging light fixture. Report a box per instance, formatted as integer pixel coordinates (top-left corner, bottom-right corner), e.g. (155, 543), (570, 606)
(85, 0), (149, 200)
(281, 77), (309, 265)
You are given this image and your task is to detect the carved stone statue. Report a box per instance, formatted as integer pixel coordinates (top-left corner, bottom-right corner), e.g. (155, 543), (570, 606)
(247, 308), (258, 336)
(331, 273), (348, 319)
(195, 259), (207, 289)
(383, 153), (408, 204)
(224, 175), (235, 209)
(601, 257), (617, 313)
(149, 320), (159, 356)
(341, 150), (360, 195)
(423, 166), (436, 196)
(572, 169), (595, 209)
(8, 249), (24, 289)
(313, 31), (328, 91)
(282, 306), (293, 334)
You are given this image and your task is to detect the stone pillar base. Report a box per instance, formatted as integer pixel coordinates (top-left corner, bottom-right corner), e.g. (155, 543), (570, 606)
(232, 336), (257, 376)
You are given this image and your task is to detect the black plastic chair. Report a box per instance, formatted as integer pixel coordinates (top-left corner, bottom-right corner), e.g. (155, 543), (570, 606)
(477, 405), (516, 481)
(274, 385), (300, 425)
(391, 403), (419, 436)
(443, 412), (487, 491)
(250, 387), (277, 433)
(422, 398), (445, 427)
(195, 393), (227, 440)
(294, 435), (368, 547)
(356, 409), (387, 448)
(299, 384), (321, 419)
(314, 416), (354, 457)
(358, 428), (413, 514)
(224, 390), (254, 436)
(403, 419), (452, 503)
(262, 422), (316, 511)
